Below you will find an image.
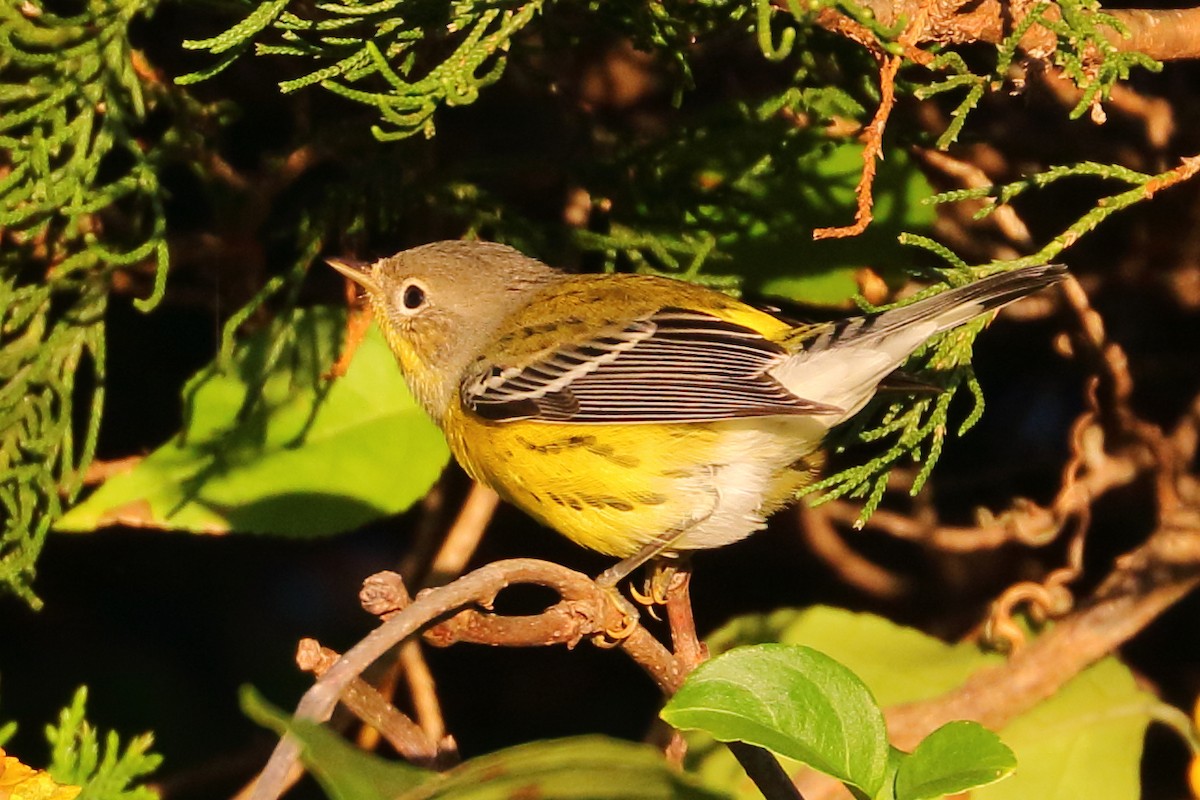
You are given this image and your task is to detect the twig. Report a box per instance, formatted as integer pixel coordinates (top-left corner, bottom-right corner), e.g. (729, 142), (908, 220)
(326, 288), (372, 379)
(800, 503), (910, 600)
(885, 502), (1200, 749)
(398, 641), (448, 749)
(729, 743), (807, 800)
(246, 559), (669, 800)
(662, 566), (805, 800)
(914, 148), (1035, 248)
(812, 0), (935, 240)
(295, 639), (442, 768)
(79, 455), (144, 486)
(398, 483), (498, 745)
(664, 567), (707, 672)
(424, 483), (500, 586)
(812, 52), (902, 240)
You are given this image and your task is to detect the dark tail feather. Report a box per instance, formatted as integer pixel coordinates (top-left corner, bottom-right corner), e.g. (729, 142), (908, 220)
(875, 263), (1067, 337)
(794, 264), (1066, 355)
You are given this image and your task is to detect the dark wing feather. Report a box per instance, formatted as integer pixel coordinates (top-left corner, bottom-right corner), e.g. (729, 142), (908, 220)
(462, 309), (843, 424)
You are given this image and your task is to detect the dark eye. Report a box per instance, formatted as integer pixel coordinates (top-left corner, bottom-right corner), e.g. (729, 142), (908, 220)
(402, 282), (426, 310)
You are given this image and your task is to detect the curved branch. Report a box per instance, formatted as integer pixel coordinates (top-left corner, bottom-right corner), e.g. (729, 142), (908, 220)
(247, 559), (643, 800)
(886, 503), (1200, 748)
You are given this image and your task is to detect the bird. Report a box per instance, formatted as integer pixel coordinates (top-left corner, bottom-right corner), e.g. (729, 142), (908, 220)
(328, 241), (1064, 588)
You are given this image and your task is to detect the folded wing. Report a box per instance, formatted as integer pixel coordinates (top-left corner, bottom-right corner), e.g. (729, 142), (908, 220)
(462, 308), (843, 423)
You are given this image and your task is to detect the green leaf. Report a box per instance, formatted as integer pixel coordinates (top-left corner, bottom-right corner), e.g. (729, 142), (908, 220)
(405, 737), (730, 800)
(895, 721), (1015, 800)
(661, 643), (889, 797)
(706, 607), (1005, 707)
(243, 688), (727, 800)
(57, 307), (449, 537)
(689, 608), (1154, 800)
(975, 658), (1151, 800)
(242, 687), (431, 800)
(46, 686), (162, 800)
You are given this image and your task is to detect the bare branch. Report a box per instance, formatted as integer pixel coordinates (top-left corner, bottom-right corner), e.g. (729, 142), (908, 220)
(246, 559), (667, 800)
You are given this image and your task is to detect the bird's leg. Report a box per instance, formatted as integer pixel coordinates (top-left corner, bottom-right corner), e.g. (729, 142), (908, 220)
(594, 478), (718, 641)
(596, 538), (678, 589)
(591, 541), (680, 644)
(599, 471), (719, 590)
(629, 554), (691, 608)
(590, 533), (686, 642)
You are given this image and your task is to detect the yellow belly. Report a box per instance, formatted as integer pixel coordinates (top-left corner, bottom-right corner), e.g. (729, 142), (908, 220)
(443, 402), (825, 557)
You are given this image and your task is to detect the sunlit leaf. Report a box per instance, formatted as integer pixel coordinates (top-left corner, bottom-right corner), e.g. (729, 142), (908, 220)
(895, 721), (1015, 800)
(57, 307), (449, 537)
(662, 644), (889, 797)
(689, 607), (1153, 800)
(243, 688), (728, 800)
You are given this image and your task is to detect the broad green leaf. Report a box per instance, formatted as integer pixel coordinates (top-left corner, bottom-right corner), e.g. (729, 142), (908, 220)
(403, 737), (729, 800)
(661, 643), (889, 797)
(57, 307), (449, 536)
(707, 606), (1005, 707)
(976, 658), (1151, 800)
(242, 687), (431, 800)
(243, 688), (727, 800)
(689, 607), (1154, 800)
(894, 721), (1015, 800)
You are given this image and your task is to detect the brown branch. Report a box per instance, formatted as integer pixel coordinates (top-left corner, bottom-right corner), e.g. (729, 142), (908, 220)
(423, 589), (683, 692)
(813, 0), (1200, 60)
(886, 502), (1200, 749)
(245, 559), (672, 800)
(664, 567), (708, 672)
(914, 148), (1035, 248)
(294, 639), (444, 768)
(79, 455), (144, 486)
(424, 483), (500, 586)
(255, 558), (806, 800)
(800, 503), (911, 599)
(822, 416), (1150, 553)
(812, 0), (940, 240)
(1099, 7), (1200, 61)
(662, 565), (805, 800)
(812, 53), (902, 240)
(397, 642), (449, 750)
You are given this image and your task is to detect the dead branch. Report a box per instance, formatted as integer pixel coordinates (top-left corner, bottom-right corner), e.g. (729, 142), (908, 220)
(246, 559), (670, 800)
(811, 51), (900, 239)
(886, 501), (1200, 749)
(294, 639), (444, 768)
(810, 0), (1200, 60)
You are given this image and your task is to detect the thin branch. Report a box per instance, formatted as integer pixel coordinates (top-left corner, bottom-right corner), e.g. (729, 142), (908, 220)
(424, 483), (500, 586)
(886, 502), (1200, 748)
(662, 566), (805, 800)
(812, 0), (1200, 60)
(294, 639), (442, 768)
(246, 559), (668, 800)
(812, 52), (902, 240)
(799, 503), (911, 600)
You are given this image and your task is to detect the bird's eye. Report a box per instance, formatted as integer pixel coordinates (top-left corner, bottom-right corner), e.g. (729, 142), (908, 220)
(401, 281), (427, 311)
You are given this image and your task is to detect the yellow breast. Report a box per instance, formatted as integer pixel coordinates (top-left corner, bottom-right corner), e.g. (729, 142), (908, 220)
(442, 402), (824, 557)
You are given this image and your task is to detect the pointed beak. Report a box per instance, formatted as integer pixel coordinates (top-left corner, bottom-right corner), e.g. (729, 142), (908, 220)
(326, 256), (381, 294)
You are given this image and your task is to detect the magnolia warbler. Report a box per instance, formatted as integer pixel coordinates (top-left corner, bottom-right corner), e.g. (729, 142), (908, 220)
(328, 241), (1064, 585)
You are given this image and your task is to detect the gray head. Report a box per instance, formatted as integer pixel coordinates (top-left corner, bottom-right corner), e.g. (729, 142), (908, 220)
(327, 240), (563, 422)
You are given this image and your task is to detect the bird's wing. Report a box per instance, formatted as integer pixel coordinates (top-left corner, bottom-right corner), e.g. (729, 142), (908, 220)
(461, 308), (844, 423)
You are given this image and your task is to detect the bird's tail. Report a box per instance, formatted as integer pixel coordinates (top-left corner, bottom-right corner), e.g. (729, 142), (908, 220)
(774, 263), (1066, 419)
(793, 263), (1067, 356)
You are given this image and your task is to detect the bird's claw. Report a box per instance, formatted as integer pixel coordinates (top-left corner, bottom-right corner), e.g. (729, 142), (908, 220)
(591, 584), (641, 647)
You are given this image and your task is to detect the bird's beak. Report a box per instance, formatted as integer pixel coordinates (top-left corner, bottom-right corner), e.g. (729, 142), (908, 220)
(326, 256), (381, 294)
